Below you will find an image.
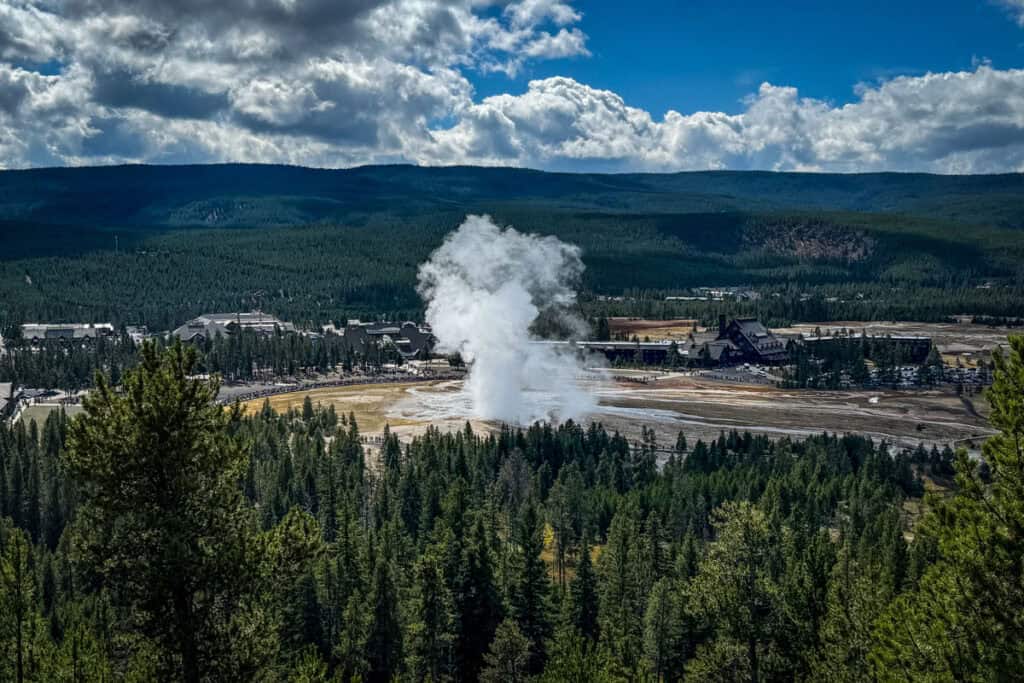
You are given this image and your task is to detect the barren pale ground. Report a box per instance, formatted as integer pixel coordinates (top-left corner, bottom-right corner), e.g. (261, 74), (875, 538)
(242, 373), (993, 452)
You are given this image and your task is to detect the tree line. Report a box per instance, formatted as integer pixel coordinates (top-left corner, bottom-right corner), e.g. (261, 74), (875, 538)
(582, 281), (1024, 330)
(0, 329), (409, 391)
(781, 333), (948, 389)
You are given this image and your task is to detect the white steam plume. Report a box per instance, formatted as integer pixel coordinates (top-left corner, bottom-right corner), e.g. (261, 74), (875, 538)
(417, 215), (596, 425)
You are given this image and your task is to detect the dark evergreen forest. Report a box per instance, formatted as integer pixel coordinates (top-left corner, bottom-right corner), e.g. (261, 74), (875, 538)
(1, 337), (1023, 681)
(0, 329), (404, 391)
(2, 165), (1023, 331)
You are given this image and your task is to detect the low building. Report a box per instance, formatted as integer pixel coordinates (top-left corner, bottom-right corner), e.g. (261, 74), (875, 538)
(715, 316), (789, 364)
(21, 323), (114, 343)
(695, 338), (742, 366)
(675, 317), (788, 367)
(125, 325), (150, 345)
(326, 320), (434, 359)
(799, 332), (932, 363)
(0, 383), (13, 419)
(582, 340), (682, 364)
(531, 339), (686, 365)
(171, 312), (296, 343)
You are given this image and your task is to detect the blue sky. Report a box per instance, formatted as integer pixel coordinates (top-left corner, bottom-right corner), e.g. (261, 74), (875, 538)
(1, 0), (1024, 172)
(475, 0), (1024, 114)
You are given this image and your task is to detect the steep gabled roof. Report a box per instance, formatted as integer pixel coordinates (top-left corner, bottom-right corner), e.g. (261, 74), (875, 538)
(702, 339), (738, 361)
(733, 318), (769, 339)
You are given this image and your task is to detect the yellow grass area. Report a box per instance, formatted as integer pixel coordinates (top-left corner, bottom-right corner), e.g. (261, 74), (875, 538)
(539, 521), (604, 583)
(239, 380), (493, 440)
(902, 473), (955, 541)
(17, 404), (83, 426)
(609, 318), (701, 341)
(902, 499), (923, 542)
(943, 353), (981, 368)
(240, 382), (443, 433)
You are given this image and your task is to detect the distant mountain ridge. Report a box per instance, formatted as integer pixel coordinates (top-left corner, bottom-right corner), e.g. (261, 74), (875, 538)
(1, 163), (1023, 229)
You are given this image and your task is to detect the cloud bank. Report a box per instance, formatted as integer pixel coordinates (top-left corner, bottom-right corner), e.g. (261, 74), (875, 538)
(1, 0), (1023, 172)
(428, 67), (1024, 173)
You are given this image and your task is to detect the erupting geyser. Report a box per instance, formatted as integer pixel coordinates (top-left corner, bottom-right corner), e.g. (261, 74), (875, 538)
(417, 215), (597, 424)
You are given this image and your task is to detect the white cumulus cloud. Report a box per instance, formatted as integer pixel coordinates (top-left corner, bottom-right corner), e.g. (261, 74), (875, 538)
(0, 0), (1023, 173)
(421, 67), (1024, 173)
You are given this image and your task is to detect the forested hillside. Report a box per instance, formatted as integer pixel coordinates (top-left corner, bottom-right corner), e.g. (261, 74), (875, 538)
(1, 164), (1023, 329)
(4, 165), (1024, 226)
(1, 338), (1023, 680)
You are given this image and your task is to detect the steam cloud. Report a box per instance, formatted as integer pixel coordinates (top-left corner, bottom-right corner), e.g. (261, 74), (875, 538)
(417, 215), (597, 424)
